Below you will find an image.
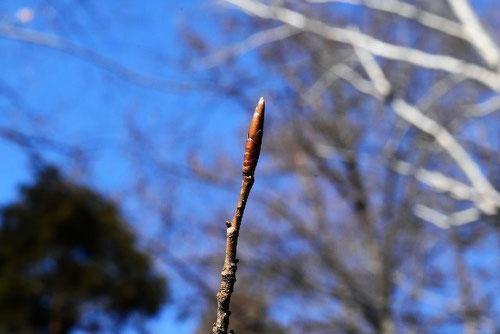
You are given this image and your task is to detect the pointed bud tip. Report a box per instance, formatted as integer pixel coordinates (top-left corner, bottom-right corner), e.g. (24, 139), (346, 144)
(258, 97), (265, 105)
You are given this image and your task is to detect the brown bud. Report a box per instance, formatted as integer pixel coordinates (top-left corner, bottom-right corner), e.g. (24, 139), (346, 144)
(242, 97), (265, 175)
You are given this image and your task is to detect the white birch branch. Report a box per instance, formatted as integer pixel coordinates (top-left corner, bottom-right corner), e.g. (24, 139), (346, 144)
(317, 62), (380, 97)
(413, 205), (481, 229)
(310, 0), (500, 69)
(344, 48), (500, 215)
(464, 94), (500, 118)
(304, 52), (358, 103)
(446, 0), (500, 69)
(302, 56), (500, 216)
(390, 99), (500, 212)
(223, 0), (500, 91)
(193, 25), (298, 69)
(352, 41), (391, 96)
(393, 161), (477, 202)
(221, 0), (500, 224)
(392, 161), (497, 215)
(306, 0), (463, 39)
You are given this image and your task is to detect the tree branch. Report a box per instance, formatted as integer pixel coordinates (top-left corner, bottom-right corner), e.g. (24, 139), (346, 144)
(464, 94), (500, 118)
(0, 24), (193, 92)
(194, 25), (298, 69)
(390, 99), (500, 214)
(213, 98), (265, 334)
(307, 0), (463, 40)
(345, 46), (500, 215)
(391, 161), (488, 211)
(310, 0), (500, 70)
(223, 0), (500, 91)
(413, 205), (481, 229)
(446, 0), (500, 69)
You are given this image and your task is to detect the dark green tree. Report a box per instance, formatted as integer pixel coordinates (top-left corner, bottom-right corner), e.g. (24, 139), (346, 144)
(0, 167), (167, 334)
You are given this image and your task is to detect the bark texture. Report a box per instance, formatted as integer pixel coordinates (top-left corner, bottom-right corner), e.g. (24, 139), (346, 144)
(213, 98), (265, 334)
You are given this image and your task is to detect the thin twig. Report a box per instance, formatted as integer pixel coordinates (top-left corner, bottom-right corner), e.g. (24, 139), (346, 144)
(464, 94), (500, 117)
(193, 25), (298, 69)
(213, 97), (265, 334)
(0, 24), (194, 92)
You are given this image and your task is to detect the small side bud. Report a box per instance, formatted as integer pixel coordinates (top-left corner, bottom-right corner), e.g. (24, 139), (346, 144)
(242, 97), (265, 175)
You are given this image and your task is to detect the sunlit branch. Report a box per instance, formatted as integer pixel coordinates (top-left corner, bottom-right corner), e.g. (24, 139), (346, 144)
(446, 0), (500, 69)
(194, 25), (298, 69)
(352, 43), (390, 96)
(391, 99), (500, 212)
(381, 74), (465, 170)
(304, 52), (356, 102)
(392, 161), (491, 213)
(307, 61), (380, 102)
(223, 0), (500, 91)
(293, 52), (499, 218)
(311, 0), (500, 70)
(413, 205), (481, 229)
(346, 46), (500, 215)
(306, 0), (463, 39)
(464, 94), (500, 118)
(305, 46), (500, 217)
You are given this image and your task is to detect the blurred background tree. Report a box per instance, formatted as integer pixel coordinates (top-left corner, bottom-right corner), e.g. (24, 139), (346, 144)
(0, 166), (167, 333)
(1, 0), (500, 333)
(181, 0), (500, 332)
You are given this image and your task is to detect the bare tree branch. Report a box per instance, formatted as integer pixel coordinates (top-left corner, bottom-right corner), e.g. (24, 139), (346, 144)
(392, 161), (484, 209)
(352, 40), (391, 95)
(390, 99), (500, 213)
(309, 0), (500, 69)
(446, 0), (500, 69)
(413, 205), (481, 229)
(345, 46), (500, 216)
(416, 75), (465, 112)
(194, 25), (298, 69)
(214, 98), (265, 334)
(306, 0), (463, 39)
(464, 94), (500, 117)
(0, 24), (193, 92)
(223, 0), (500, 90)
(304, 52), (357, 103)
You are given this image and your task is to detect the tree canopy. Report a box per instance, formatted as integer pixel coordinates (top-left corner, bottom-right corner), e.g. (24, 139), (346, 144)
(0, 167), (167, 333)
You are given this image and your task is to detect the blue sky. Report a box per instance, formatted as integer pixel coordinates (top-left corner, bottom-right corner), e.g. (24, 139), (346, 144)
(0, 0), (240, 332)
(0, 0), (250, 201)
(2, 0), (500, 332)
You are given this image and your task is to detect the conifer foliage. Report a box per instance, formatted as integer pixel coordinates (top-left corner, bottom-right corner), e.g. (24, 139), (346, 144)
(0, 167), (167, 333)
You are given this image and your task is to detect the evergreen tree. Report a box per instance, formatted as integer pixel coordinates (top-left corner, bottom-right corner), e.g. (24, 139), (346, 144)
(0, 167), (167, 333)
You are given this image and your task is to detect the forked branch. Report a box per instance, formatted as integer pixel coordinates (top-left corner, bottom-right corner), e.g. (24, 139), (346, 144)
(213, 97), (265, 334)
